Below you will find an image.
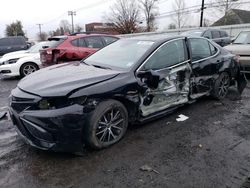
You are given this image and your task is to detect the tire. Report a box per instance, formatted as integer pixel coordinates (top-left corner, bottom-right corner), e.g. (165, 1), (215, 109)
(211, 72), (230, 99)
(84, 99), (128, 149)
(20, 63), (39, 77)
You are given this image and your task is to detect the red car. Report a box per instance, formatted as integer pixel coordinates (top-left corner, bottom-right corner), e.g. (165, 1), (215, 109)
(40, 33), (119, 67)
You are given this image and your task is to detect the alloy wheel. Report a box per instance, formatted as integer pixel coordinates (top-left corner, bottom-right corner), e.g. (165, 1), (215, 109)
(95, 108), (125, 144)
(218, 74), (230, 98)
(23, 64), (37, 76)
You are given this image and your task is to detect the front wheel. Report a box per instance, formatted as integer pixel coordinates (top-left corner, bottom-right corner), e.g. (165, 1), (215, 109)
(20, 63), (39, 77)
(84, 100), (128, 149)
(211, 72), (230, 99)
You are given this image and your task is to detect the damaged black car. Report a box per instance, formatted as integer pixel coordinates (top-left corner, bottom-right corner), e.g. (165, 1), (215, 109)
(9, 36), (247, 152)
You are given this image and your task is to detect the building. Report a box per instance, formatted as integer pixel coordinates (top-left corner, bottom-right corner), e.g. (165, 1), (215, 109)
(85, 22), (119, 35)
(212, 9), (250, 26)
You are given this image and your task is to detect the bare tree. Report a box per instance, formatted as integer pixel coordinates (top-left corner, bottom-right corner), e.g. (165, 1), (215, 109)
(75, 24), (83, 33)
(210, 0), (241, 15)
(37, 32), (48, 41)
(171, 0), (187, 29)
(48, 28), (61, 37)
(105, 0), (141, 34)
(203, 18), (211, 27)
(59, 20), (71, 34)
(168, 23), (177, 29)
(139, 0), (159, 32)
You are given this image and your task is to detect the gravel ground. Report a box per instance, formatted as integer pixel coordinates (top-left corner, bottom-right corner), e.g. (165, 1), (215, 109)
(0, 77), (250, 188)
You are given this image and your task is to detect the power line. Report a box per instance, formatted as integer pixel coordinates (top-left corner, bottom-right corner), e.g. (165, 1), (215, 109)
(153, 0), (250, 20)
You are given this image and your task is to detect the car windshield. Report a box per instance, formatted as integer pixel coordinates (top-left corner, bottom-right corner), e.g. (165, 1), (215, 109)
(182, 30), (203, 37)
(234, 32), (250, 44)
(29, 41), (56, 53)
(84, 39), (155, 70)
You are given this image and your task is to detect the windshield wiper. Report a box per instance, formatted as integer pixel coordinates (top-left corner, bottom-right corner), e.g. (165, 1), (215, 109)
(91, 64), (112, 70)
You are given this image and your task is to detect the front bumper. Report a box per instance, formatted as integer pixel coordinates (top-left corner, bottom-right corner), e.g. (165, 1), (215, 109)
(0, 64), (19, 77)
(9, 89), (89, 152)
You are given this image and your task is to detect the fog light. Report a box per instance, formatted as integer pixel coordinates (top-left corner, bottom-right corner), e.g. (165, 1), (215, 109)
(1, 70), (11, 73)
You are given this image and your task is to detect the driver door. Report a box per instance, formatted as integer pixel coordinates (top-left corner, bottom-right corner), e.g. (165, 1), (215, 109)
(137, 39), (192, 117)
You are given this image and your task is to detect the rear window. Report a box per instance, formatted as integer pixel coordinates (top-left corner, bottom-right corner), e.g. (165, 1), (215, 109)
(47, 38), (66, 48)
(29, 41), (60, 53)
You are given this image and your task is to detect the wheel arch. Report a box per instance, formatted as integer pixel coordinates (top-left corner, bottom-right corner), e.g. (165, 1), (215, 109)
(111, 96), (139, 123)
(19, 62), (40, 77)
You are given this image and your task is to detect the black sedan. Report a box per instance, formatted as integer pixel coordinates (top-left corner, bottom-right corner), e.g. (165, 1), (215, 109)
(9, 36), (246, 152)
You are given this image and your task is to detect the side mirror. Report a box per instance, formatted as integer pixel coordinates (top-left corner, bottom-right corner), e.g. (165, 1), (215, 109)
(204, 36), (210, 39)
(137, 70), (160, 89)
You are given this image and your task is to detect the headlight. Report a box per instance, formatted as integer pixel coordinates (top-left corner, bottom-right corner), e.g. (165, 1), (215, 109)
(0, 58), (19, 65)
(38, 96), (87, 110)
(38, 99), (51, 110)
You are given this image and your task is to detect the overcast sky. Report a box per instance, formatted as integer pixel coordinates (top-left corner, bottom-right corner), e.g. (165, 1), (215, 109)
(0, 0), (238, 40)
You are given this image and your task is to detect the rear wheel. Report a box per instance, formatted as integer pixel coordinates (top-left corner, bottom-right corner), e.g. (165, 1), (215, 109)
(211, 72), (230, 99)
(85, 100), (128, 149)
(20, 63), (39, 77)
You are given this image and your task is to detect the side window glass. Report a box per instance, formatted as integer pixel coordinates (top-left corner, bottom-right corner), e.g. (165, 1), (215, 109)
(84, 37), (104, 48)
(71, 39), (79, 47)
(220, 31), (228, 37)
(12, 38), (24, 45)
(212, 31), (220, 39)
(190, 38), (211, 61)
(79, 38), (87, 47)
(0, 38), (10, 46)
(143, 39), (187, 70)
(103, 37), (118, 45)
(203, 31), (212, 39)
(209, 43), (218, 55)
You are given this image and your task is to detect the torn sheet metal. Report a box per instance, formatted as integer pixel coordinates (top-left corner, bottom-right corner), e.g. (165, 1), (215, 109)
(140, 63), (191, 117)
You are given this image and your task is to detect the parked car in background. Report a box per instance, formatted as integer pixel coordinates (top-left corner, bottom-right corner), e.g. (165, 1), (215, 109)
(224, 31), (250, 73)
(0, 41), (55, 77)
(40, 33), (119, 67)
(9, 35), (246, 152)
(0, 36), (30, 56)
(182, 28), (231, 47)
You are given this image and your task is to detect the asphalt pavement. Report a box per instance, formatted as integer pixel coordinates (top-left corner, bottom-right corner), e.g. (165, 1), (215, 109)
(0, 77), (250, 188)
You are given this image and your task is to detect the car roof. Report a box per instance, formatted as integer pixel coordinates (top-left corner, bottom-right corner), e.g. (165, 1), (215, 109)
(121, 35), (184, 43)
(48, 33), (118, 41)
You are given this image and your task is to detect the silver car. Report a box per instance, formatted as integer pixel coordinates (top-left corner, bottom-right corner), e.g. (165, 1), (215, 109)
(224, 31), (250, 73)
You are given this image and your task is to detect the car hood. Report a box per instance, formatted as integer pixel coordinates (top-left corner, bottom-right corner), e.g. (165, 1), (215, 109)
(224, 44), (250, 56)
(0, 51), (32, 62)
(18, 62), (121, 97)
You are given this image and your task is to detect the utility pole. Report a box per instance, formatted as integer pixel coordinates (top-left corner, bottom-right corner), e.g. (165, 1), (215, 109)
(37, 24), (42, 36)
(68, 11), (76, 33)
(200, 0), (205, 27)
